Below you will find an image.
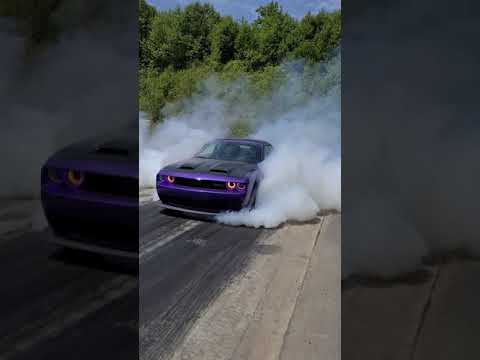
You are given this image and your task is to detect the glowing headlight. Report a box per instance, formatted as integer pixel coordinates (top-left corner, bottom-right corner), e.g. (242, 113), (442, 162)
(167, 175), (175, 183)
(237, 183), (246, 190)
(48, 168), (63, 183)
(67, 170), (85, 187)
(227, 181), (236, 190)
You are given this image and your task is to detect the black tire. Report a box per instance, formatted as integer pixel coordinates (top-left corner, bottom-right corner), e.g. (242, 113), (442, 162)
(250, 183), (258, 210)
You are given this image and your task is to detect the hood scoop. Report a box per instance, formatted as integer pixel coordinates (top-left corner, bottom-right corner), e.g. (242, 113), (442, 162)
(178, 164), (195, 170)
(94, 142), (129, 157)
(209, 168), (229, 174)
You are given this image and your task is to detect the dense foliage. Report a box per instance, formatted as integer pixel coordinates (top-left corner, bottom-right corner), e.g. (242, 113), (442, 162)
(139, 0), (341, 122)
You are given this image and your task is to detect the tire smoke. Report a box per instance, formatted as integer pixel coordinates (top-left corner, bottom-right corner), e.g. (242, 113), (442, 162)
(217, 88), (340, 228)
(141, 53), (341, 228)
(0, 1), (137, 199)
(342, 1), (480, 278)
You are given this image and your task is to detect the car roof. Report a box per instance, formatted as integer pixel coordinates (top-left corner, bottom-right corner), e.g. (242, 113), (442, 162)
(214, 138), (273, 147)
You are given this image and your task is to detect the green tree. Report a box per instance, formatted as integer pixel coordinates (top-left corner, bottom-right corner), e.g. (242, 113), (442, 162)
(147, 9), (185, 70)
(139, 2), (341, 122)
(292, 11), (341, 62)
(180, 3), (221, 64)
(139, 0), (157, 67)
(234, 20), (255, 60)
(146, 3), (221, 71)
(139, 68), (176, 122)
(140, 64), (212, 122)
(315, 11), (341, 58)
(139, 0), (156, 41)
(250, 2), (297, 68)
(210, 16), (239, 65)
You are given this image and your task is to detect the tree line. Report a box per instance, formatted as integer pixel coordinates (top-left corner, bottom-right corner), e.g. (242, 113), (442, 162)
(139, 0), (341, 122)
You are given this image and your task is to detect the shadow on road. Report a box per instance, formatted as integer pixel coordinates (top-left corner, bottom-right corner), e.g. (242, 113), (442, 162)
(50, 246), (138, 275)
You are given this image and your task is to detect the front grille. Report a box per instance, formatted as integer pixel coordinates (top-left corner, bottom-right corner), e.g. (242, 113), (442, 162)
(81, 173), (137, 198)
(160, 194), (242, 213)
(174, 177), (227, 190)
(41, 190), (138, 253)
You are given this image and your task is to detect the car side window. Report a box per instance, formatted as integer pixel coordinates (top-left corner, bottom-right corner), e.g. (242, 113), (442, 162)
(264, 145), (273, 159)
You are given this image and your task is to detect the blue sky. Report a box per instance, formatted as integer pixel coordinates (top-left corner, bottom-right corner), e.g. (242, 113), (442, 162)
(147, 0), (340, 21)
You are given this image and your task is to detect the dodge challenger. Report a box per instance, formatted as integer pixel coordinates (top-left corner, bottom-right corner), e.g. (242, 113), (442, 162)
(156, 138), (273, 215)
(41, 134), (138, 258)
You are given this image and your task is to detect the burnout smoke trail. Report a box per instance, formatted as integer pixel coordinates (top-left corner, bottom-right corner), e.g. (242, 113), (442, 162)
(139, 97), (232, 190)
(141, 53), (341, 228)
(341, 0), (480, 279)
(217, 88), (341, 228)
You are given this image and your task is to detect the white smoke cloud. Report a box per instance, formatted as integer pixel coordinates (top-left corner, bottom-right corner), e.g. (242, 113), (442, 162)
(342, 198), (428, 278)
(341, 0), (480, 278)
(217, 88), (341, 228)
(139, 90), (235, 188)
(0, 1), (137, 199)
(141, 53), (341, 228)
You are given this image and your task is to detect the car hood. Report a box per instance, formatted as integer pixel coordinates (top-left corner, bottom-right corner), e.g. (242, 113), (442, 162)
(44, 134), (138, 178)
(163, 157), (257, 178)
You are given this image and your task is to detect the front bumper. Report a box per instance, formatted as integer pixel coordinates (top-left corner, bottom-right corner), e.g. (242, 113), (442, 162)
(47, 235), (138, 259)
(41, 190), (138, 254)
(157, 185), (247, 214)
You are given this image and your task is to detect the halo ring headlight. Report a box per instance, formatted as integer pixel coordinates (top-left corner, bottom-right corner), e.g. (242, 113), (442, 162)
(227, 181), (236, 190)
(237, 183), (246, 190)
(67, 170), (84, 187)
(167, 175), (175, 183)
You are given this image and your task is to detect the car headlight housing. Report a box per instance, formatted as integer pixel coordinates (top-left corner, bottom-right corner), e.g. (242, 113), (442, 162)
(67, 169), (85, 187)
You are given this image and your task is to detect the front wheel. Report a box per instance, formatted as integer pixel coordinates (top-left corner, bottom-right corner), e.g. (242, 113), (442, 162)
(249, 184), (258, 210)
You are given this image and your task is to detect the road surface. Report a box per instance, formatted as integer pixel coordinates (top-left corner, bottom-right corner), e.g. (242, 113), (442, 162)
(343, 258), (480, 360)
(0, 199), (271, 360)
(0, 200), (138, 360)
(139, 201), (271, 360)
(0, 197), (339, 360)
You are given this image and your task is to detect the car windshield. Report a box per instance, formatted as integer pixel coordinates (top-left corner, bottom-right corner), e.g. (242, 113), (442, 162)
(195, 142), (260, 163)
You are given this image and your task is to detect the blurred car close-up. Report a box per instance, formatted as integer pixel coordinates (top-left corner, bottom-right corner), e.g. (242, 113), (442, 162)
(41, 134), (138, 258)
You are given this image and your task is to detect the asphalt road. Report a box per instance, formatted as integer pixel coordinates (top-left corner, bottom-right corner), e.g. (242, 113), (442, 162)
(0, 200), (138, 360)
(0, 199), (268, 360)
(139, 202), (269, 360)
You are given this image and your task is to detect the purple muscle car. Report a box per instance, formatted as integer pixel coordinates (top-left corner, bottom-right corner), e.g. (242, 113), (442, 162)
(41, 134), (138, 258)
(156, 138), (273, 215)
